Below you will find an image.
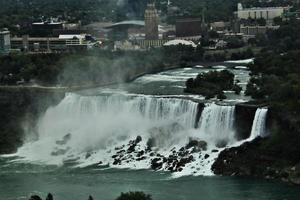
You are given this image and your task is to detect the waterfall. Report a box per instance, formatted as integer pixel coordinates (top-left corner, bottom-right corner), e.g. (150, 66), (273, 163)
(13, 93), (240, 176)
(197, 104), (236, 146)
(15, 93), (199, 165)
(249, 108), (268, 140)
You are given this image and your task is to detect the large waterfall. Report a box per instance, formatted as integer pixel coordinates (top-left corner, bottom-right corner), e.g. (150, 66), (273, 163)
(12, 92), (268, 176)
(249, 108), (268, 140)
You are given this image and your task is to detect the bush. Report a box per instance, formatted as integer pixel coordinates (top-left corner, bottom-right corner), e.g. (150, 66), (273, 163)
(116, 192), (152, 200)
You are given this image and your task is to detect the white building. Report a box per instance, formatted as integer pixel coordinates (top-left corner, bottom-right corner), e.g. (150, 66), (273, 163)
(236, 3), (288, 21)
(0, 29), (11, 54)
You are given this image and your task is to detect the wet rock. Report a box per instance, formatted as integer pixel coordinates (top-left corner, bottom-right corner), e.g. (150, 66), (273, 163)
(186, 138), (207, 151)
(113, 159), (121, 165)
(149, 152), (155, 157)
(117, 149), (125, 154)
(212, 149), (219, 153)
(85, 152), (92, 159)
(204, 154), (210, 159)
(88, 195), (94, 200)
(146, 138), (156, 150)
(112, 154), (118, 159)
(136, 150), (145, 157)
(127, 144), (136, 153)
(151, 158), (163, 170)
(46, 193), (53, 200)
(136, 156), (147, 161)
(135, 135), (142, 144)
(56, 133), (72, 145)
(51, 147), (70, 156)
(29, 195), (42, 200)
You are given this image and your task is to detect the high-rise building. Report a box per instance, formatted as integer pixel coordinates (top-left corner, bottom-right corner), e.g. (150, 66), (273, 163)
(0, 29), (11, 55)
(144, 0), (159, 40)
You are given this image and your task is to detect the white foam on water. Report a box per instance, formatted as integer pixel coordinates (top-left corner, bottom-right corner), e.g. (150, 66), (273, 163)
(225, 58), (254, 64)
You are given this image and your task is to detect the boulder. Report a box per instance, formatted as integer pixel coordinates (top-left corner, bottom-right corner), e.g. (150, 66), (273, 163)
(135, 136), (142, 144)
(151, 158), (163, 170)
(186, 138), (207, 151)
(46, 193), (53, 200)
(29, 195), (42, 200)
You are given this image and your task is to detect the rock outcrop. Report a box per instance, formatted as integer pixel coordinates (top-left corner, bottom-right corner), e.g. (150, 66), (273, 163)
(212, 137), (300, 185)
(0, 87), (65, 154)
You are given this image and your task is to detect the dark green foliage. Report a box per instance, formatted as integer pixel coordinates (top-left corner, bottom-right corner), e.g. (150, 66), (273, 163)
(185, 70), (239, 99)
(231, 49), (254, 60)
(116, 191), (152, 200)
(226, 37), (245, 49)
(267, 19), (300, 52)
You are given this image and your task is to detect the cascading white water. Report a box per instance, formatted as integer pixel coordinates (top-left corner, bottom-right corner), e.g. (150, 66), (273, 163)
(13, 93), (240, 176)
(249, 108), (268, 140)
(15, 93), (199, 165)
(197, 104), (236, 146)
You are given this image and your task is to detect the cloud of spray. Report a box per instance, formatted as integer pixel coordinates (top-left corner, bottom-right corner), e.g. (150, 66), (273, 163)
(56, 50), (165, 87)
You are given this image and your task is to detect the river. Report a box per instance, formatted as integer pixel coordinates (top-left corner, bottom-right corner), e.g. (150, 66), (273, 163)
(0, 63), (299, 200)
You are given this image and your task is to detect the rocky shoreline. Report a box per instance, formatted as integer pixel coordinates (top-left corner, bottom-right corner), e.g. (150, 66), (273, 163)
(212, 137), (300, 185)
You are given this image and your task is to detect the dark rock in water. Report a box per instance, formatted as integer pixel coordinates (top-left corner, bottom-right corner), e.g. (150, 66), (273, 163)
(151, 158), (163, 170)
(113, 159), (121, 165)
(51, 147), (70, 156)
(127, 144), (136, 153)
(186, 138), (207, 151)
(117, 149), (125, 154)
(212, 149), (219, 153)
(135, 135), (142, 144)
(46, 193), (53, 200)
(29, 195), (42, 200)
(85, 152), (92, 159)
(136, 150), (145, 157)
(88, 195), (94, 200)
(112, 154), (118, 159)
(136, 156), (147, 161)
(56, 133), (72, 145)
(204, 154), (210, 159)
(146, 138), (156, 150)
(149, 152), (155, 157)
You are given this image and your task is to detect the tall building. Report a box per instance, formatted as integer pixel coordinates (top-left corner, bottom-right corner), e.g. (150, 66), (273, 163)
(144, 0), (159, 40)
(0, 29), (11, 55)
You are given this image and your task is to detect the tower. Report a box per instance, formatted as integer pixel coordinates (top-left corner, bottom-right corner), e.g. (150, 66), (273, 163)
(144, 0), (159, 40)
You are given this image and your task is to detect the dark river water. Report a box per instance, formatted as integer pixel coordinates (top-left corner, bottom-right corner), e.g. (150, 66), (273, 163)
(1, 63), (300, 200)
(1, 159), (300, 200)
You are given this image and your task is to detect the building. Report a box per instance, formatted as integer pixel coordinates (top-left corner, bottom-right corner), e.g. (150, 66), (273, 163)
(240, 25), (280, 36)
(175, 18), (203, 40)
(144, 1), (159, 40)
(105, 20), (145, 40)
(236, 3), (288, 22)
(10, 34), (98, 53)
(31, 21), (64, 36)
(0, 29), (11, 55)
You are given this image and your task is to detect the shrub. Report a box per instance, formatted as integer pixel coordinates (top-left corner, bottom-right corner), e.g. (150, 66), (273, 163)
(116, 191), (152, 200)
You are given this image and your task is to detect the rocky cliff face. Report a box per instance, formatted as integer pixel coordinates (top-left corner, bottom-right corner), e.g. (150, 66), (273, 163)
(212, 106), (300, 185)
(234, 103), (258, 140)
(0, 88), (65, 154)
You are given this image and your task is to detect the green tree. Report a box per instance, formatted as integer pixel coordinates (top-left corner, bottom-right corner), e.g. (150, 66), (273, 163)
(116, 192), (152, 200)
